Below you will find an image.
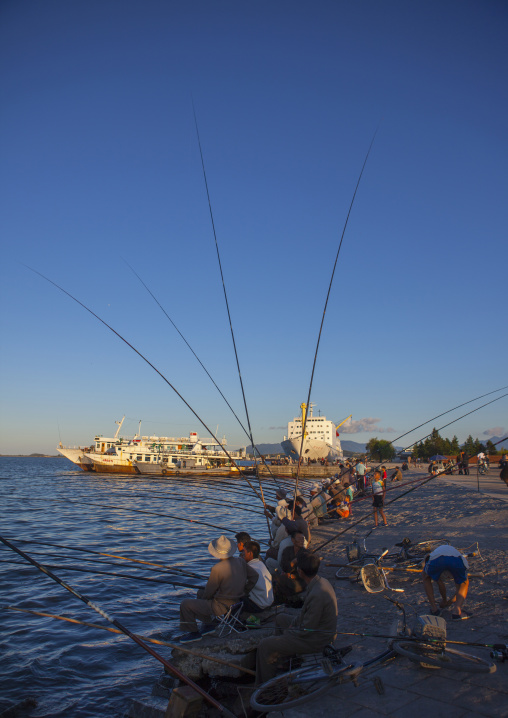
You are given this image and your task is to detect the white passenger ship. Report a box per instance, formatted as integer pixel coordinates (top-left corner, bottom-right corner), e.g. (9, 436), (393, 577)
(281, 403), (345, 462)
(57, 417), (246, 475)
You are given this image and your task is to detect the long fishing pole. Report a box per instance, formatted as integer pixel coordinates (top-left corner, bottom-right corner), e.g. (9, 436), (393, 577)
(385, 384), (508, 451)
(399, 393), (508, 454)
(293, 130), (378, 513)
(0, 547), (207, 581)
(25, 265), (265, 506)
(192, 102), (274, 530)
(0, 536), (235, 717)
(11, 496), (247, 536)
(2, 607), (256, 676)
(0, 558), (202, 589)
(122, 259), (252, 441)
(6, 539), (207, 580)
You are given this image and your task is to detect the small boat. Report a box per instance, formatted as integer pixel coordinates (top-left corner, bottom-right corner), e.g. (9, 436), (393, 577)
(57, 417), (247, 475)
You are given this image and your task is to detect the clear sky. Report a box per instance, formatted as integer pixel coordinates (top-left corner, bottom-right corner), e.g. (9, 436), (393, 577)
(1, 0), (507, 455)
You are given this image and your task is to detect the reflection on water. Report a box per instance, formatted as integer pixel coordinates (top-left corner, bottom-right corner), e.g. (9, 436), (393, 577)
(0, 457), (270, 716)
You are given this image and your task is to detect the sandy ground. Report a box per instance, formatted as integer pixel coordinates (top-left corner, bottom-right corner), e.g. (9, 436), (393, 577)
(260, 469), (508, 718)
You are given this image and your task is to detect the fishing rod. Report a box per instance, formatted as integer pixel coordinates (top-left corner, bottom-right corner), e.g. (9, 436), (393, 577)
(25, 265), (266, 507)
(385, 384), (508, 452)
(0, 547), (208, 581)
(2, 607), (257, 676)
(101, 486), (267, 516)
(0, 558), (202, 589)
(6, 539), (207, 580)
(0, 536), (236, 717)
(123, 259), (278, 493)
(11, 495), (250, 536)
(123, 258), (252, 441)
(362, 392), (508, 481)
(192, 103), (274, 532)
(293, 130), (378, 513)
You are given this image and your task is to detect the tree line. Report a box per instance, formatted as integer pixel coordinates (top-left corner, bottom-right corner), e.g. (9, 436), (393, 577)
(366, 429), (502, 463)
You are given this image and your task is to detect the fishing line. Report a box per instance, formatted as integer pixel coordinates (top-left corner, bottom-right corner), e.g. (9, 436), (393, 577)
(4, 539), (207, 579)
(0, 537), (235, 716)
(0, 558), (202, 589)
(0, 547), (208, 581)
(293, 129), (379, 511)
(192, 102), (276, 523)
(25, 265), (265, 507)
(9, 495), (248, 535)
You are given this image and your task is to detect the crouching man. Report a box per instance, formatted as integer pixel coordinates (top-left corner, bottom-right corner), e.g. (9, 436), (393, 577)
(422, 544), (469, 619)
(178, 535), (259, 643)
(255, 550), (337, 684)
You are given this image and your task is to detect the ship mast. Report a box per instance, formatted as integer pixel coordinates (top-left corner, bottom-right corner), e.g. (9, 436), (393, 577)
(114, 416), (125, 440)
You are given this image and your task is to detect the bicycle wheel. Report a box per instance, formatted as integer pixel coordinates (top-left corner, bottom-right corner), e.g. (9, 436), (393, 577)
(250, 665), (339, 710)
(392, 641), (496, 673)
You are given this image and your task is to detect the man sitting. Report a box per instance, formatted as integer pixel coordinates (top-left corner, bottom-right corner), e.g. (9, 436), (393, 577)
(272, 531), (307, 603)
(178, 535), (259, 643)
(240, 540), (273, 613)
(256, 550), (338, 683)
(422, 544), (469, 619)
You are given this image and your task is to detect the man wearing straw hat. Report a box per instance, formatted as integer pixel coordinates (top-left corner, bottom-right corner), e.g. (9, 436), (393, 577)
(178, 535), (259, 643)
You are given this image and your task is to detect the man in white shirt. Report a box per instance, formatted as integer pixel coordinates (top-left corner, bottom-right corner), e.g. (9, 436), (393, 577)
(240, 540), (273, 612)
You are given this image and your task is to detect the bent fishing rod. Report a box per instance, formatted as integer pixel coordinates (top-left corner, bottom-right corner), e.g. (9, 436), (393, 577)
(25, 265), (265, 507)
(293, 129), (379, 513)
(123, 259), (253, 448)
(192, 102), (274, 528)
(0, 536), (236, 717)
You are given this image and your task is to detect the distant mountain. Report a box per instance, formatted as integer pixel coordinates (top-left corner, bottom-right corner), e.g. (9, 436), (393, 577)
(247, 443), (283, 455)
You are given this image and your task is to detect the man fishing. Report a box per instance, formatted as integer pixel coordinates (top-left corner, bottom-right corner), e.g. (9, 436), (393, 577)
(255, 550), (337, 683)
(178, 535), (259, 643)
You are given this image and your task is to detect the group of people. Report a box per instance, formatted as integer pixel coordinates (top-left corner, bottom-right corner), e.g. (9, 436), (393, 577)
(175, 460), (477, 689)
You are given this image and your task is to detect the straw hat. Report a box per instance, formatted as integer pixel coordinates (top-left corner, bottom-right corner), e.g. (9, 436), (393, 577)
(208, 535), (236, 559)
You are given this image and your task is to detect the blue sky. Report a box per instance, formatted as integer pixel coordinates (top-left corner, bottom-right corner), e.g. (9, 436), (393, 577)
(1, 0), (507, 454)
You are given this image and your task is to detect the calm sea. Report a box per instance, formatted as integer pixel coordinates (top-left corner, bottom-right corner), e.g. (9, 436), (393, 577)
(0, 457), (269, 717)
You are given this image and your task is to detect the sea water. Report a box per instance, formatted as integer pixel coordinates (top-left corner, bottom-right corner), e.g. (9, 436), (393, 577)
(0, 457), (268, 717)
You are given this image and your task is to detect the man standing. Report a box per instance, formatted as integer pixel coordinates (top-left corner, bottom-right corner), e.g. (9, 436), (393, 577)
(256, 551), (338, 684)
(178, 535), (259, 643)
(355, 459), (367, 491)
(240, 540), (273, 613)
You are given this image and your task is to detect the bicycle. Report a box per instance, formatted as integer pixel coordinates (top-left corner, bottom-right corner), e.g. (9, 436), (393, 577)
(478, 462), (489, 476)
(250, 600), (496, 711)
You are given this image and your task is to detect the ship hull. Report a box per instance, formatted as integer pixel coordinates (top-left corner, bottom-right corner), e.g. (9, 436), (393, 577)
(281, 437), (342, 462)
(86, 455), (139, 474)
(57, 447), (95, 471)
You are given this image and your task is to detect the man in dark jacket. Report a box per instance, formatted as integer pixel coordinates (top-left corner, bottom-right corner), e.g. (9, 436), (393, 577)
(256, 550), (338, 683)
